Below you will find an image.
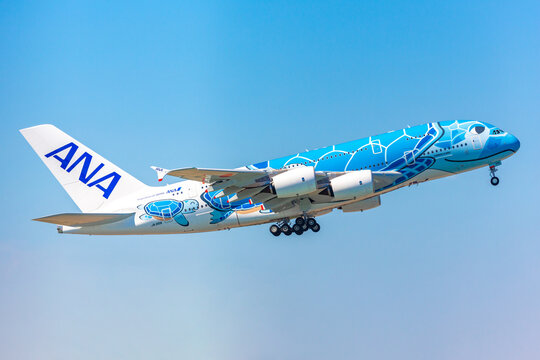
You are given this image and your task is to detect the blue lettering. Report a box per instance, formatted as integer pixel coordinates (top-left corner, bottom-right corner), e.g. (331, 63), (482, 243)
(44, 142), (78, 169)
(45, 142), (121, 199)
(66, 152), (105, 184)
(87, 172), (121, 199)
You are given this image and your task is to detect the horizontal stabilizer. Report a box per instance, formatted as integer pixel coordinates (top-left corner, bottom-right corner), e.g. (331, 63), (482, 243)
(34, 213), (134, 227)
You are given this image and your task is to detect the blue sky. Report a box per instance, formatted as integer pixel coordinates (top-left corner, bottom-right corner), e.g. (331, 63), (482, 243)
(1, 1), (539, 359)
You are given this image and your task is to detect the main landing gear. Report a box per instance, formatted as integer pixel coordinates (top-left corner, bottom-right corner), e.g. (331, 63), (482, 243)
(489, 161), (501, 186)
(269, 217), (320, 236)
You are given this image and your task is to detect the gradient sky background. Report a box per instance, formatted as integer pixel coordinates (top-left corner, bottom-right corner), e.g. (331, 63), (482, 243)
(1, 1), (540, 359)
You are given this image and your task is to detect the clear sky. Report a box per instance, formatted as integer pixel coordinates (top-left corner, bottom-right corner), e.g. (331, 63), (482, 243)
(1, 1), (539, 359)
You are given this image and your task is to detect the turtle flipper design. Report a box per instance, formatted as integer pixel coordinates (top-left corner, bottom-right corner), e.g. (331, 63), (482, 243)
(174, 213), (189, 226)
(209, 209), (234, 224)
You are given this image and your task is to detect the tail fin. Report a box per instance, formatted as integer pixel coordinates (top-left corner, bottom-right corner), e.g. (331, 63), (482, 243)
(20, 124), (147, 212)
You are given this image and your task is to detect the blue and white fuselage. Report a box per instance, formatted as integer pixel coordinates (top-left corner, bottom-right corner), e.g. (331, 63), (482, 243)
(20, 120), (520, 236)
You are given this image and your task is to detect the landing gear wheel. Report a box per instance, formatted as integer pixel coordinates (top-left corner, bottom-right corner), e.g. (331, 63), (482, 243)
(306, 218), (317, 228)
(301, 223), (309, 231)
(269, 224), (281, 237)
(293, 223), (303, 235)
(489, 162), (501, 186)
(311, 223), (320, 232)
(295, 217), (305, 226)
(281, 224), (292, 236)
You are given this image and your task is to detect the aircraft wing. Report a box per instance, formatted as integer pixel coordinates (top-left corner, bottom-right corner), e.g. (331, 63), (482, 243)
(152, 165), (401, 211)
(152, 166), (268, 183)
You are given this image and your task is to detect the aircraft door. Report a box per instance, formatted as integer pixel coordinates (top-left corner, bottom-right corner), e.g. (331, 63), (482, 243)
(404, 150), (415, 165)
(185, 182), (201, 199)
(187, 183), (199, 198)
(471, 135), (483, 150)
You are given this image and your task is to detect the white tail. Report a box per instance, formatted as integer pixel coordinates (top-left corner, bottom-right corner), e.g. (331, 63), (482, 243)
(20, 124), (147, 212)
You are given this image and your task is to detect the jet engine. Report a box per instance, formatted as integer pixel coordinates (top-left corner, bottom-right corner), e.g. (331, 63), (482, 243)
(271, 166), (317, 198)
(328, 170), (374, 201)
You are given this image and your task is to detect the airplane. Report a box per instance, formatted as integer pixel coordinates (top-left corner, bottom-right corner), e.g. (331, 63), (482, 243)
(20, 121), (520, 236)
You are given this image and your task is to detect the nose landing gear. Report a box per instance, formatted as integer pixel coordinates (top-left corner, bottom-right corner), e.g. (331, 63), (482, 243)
(489, 161), (501, 186)
(269, 216), (320, 236)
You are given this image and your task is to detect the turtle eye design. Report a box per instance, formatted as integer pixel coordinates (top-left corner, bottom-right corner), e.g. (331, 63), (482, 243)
(470, 125), (485, 135)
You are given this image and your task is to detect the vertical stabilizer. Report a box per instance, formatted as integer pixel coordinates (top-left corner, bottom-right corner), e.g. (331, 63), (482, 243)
(20, 124), (147, 212)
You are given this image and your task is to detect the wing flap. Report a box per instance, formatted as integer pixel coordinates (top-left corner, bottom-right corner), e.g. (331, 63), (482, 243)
(34, 213), (134, 227)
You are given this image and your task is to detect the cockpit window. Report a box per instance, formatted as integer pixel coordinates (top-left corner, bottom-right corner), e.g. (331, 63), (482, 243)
(470, 125), (485, 135)
(491, 129), (504, 135)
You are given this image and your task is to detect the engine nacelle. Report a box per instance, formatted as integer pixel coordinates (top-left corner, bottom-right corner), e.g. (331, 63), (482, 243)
(272, 166), (317, 198)
(329, 170), (374, 201)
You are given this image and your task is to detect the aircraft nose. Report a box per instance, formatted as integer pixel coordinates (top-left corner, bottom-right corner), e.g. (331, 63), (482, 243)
(506, 133), (520, 152)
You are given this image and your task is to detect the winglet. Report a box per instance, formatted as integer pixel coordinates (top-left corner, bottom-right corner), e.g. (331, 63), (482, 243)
(151, 166), (170, 182)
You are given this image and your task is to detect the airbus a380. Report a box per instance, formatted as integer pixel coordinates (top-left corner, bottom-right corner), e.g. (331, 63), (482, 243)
(20, 121), (519, 236)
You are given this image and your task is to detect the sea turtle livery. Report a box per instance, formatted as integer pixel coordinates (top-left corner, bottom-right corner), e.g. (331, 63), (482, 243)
(140, 199), (199, 226)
